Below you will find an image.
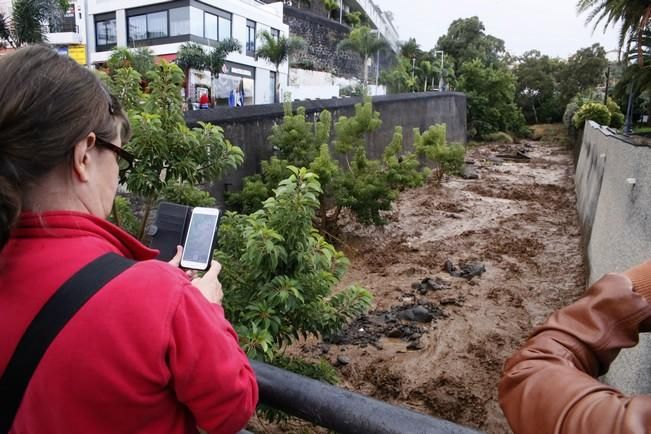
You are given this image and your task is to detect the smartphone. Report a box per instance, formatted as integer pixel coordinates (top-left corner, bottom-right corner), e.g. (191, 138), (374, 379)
(180, 207), (220, 271)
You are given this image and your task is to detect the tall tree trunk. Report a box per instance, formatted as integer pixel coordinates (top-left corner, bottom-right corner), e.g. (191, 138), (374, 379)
(363, 55), (368, 89)
(647, 90), (651, 126)
(532, 102), (539, 124)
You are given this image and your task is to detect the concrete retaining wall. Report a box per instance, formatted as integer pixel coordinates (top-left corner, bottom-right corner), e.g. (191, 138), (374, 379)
(185, 91), (467, 203)
(576, 121), (651, 394)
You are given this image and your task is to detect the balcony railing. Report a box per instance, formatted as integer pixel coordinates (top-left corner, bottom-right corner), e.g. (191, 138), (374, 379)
(250, 360), (482, 434)
(48, 20), (78, 34)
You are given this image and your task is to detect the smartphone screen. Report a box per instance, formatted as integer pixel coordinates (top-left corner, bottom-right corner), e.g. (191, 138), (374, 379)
(181, 208), (220, 270)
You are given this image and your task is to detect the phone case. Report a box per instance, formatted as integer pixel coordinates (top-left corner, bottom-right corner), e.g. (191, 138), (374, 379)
(149, 202), (192, 262)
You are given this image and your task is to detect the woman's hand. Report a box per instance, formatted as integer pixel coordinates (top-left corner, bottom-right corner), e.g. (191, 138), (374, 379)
(168, 245), (199, 280)
(169, 246), (223, 304)
(191, 261), (223, 305)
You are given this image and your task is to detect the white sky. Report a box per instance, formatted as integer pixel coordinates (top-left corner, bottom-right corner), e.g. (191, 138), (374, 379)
(372, 0), (622, 59)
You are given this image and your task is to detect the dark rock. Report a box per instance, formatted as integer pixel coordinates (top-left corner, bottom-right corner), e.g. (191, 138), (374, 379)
(386, 327), (403, 338)
(440, 297), (464, 306)
(444, 259), (460, 277)
(412, 306), (434, 323)
(336, 355), (351, 366)
(409, 333), (422, 341)
(320, 344), (331, 354)
(398, 309), (416, 321)
(407, 340), (424, 350)
(461, 164), (479, 179)
(459, 262), (486, 279)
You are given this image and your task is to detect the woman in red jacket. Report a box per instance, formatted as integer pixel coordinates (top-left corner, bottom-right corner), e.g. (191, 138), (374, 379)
(0, 46), (257, 433)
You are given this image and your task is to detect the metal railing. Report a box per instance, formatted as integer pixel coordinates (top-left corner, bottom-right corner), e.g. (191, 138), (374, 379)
(251, 361), (482, 434)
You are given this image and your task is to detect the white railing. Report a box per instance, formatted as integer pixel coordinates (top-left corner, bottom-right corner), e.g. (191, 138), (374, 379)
(347, 0), (398, 50)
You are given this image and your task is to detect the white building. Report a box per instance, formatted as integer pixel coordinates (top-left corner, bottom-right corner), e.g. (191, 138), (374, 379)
(0, 0), (89, 63)
(87, 0), (289, 105)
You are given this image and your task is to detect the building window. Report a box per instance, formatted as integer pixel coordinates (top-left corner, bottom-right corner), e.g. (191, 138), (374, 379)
(128, 11), (168, 42)
(128, 15), (147, 41)
(170, 7), (189, 36)
(271, 28), (280, 41)
(147, 11), (168, 38)
(204, 12), (217, 40)
(95, 19), (116, 49)
(246, 20), (256, 56)
(269, 70), (277, 103)
(218, 16), (231, 41)
(190, 7), (203, 37)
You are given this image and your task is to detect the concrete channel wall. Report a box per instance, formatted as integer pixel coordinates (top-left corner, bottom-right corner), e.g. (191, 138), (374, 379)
(185, 92), (467, 203)
(575, 121), (651, 394)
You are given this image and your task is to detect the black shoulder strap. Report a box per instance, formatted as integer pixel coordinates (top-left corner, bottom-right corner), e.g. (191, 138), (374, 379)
(0, 253), (135, 433)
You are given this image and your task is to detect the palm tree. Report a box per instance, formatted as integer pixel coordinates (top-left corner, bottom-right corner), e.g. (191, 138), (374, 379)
(336, 25), (390, 89)
(176, 39), (241, 99)
(578, 0), (651, 62)
(419, 60), (434, 92)
(0, 0), (67, 47)
(256, 30), (305, 102)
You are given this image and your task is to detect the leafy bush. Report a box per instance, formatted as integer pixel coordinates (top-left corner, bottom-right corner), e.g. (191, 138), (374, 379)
(218, 167), (372, 360)
(610, 112), (625, 129)
(483, 131), (514, 143)
(108, 196), (140, 237)
(230, 98), (433, 228)
(413, 124), (466, 182)
(563, 102), (579, 128)
(572, 102), (611, 128)
(606, 97), (625, 129)
(457, 59), (528, 138)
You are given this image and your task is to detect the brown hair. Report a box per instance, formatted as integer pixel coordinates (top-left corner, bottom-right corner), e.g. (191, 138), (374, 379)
(0, 45), (130, 250)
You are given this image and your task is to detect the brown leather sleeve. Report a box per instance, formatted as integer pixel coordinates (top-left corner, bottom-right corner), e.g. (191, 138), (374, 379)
(499, 273), (651, 434)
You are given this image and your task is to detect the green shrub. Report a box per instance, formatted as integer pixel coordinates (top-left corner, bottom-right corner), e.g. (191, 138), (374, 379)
(610, 112), (625, 129)
(414, 124), (466, 181)
(108, 196), (140, 237)
(218, 167), (372, 361)
(483, 131), (514, 143)
(606, 97), (625, 129)
(572, 102), (611, 128)
(563, 102), (579, 128)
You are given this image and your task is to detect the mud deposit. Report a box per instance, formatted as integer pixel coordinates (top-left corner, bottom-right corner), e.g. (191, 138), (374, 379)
(257, 141), (585, 433)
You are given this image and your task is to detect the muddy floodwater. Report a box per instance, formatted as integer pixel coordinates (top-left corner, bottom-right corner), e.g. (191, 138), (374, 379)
(257, 141), (585, 434)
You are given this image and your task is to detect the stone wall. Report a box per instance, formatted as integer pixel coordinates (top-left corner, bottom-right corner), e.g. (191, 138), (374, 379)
(575, 121), (651, 394)
(284, 6), (363, 77)
(185, 91), (467, 204)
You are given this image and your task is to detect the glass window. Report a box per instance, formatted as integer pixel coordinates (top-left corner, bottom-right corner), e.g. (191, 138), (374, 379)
(147, 11), (167, 38)
(204, 13), (217, 40)
(170, 7), (189, 36)
(246, 21), (256, 55)
(190, 7), (203, 37)
(128, 15), (147, 41)
(95, 19), (116, 46)
(269, 71), (277, 103)
(271, 28), (280, 41)
(218, 15), (231, 41)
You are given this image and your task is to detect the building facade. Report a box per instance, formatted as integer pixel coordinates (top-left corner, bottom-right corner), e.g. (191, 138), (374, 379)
(87, 0), (289, 105)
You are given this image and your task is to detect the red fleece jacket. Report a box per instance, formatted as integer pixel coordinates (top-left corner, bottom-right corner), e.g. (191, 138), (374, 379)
(0, 211), (257, 434)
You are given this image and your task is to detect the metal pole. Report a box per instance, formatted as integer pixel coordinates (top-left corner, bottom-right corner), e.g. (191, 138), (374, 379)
(439, 51), (444, 91)
(603, 63), (610, 105)
(339, 0), (343, 23)
(624, 80), (635, 135)
(251, 361), (482, 434)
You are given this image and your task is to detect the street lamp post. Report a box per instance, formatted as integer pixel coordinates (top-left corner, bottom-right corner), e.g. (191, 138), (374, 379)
(624, 81), (635, 135)
(434, 50), (444, 91)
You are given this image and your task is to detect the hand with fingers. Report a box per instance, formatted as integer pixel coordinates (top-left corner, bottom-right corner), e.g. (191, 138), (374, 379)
(168, 246), (223, 304)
